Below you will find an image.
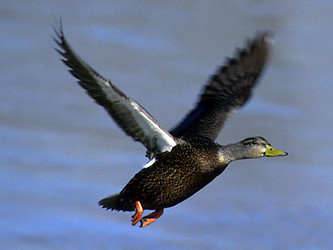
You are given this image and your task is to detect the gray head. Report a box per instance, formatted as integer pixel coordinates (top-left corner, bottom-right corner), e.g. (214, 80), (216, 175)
(239, 137), (287, 158)
(220, 136), (287, 163)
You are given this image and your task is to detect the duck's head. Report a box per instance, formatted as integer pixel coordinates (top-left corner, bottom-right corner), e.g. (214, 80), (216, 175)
(236, 136), (288, 159)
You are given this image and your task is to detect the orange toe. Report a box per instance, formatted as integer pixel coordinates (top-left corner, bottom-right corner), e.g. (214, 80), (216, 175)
(131, 201), (143, 226)
(140, 208), (164, 227)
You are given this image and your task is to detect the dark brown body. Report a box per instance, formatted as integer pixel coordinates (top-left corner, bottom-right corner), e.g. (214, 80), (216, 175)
(99, 140), (228, 212)
(54, 27), (273, 226)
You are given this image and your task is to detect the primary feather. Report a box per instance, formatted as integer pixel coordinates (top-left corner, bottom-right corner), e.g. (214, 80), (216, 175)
(170, 33), (271, 140)
(54, 23), (176, 158)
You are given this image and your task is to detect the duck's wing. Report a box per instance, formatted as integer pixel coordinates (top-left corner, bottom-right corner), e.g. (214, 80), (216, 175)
(170, 33), (271, 141)
(54, 23), (176, 157)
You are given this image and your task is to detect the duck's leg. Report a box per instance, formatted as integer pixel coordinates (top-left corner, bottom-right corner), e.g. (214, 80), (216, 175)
(131, 201), (143, 226)
(140, 208), (164, 227)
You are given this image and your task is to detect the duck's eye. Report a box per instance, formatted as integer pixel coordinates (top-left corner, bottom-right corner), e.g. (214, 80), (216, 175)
(252, 141), (258, 145)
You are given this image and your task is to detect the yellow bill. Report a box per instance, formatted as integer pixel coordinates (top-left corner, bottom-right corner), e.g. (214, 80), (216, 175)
(265, 145), (288, 157)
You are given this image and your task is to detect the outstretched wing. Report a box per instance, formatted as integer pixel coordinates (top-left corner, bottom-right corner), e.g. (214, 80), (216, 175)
(54, 23), (176, 157)
(170, 33), (271, 141)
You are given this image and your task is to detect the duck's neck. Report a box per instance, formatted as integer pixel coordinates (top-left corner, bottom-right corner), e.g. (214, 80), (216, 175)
(219, 143), (245, 164)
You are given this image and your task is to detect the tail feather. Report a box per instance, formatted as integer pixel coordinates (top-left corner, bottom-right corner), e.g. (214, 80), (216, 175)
(99, 193), (121, 211)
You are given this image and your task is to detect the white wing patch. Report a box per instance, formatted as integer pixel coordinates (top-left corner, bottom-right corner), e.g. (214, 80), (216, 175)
(91, 73), (177, 155)
(55, 27), (177, 168)
(142, 158), (156, 168)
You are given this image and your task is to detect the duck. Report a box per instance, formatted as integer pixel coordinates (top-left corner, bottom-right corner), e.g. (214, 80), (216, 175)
(54, 23), (287, 227)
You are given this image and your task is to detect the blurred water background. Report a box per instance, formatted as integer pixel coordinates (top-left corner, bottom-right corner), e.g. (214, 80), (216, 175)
(1, 1), (333, 249)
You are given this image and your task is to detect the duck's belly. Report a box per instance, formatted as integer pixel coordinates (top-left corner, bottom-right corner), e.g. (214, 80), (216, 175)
(119, 160), (226, 210)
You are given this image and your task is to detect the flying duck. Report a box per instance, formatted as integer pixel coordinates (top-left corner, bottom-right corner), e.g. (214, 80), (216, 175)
(54, 23), (287, 227)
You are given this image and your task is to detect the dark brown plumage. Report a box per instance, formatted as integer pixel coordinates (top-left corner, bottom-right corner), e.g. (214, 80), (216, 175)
(99, 140), (225, 212)
(54, 22), (287, 227)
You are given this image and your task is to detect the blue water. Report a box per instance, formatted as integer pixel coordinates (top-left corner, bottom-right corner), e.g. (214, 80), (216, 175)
(1, 1), (333, 249)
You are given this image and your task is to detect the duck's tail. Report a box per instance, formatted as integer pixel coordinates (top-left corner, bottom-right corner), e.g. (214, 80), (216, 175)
(99, 193), (122, 211)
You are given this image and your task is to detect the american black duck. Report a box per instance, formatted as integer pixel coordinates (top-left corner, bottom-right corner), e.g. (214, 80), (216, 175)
(54, 23), (287, 227)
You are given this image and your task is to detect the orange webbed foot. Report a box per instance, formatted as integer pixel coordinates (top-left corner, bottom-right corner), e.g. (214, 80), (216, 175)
(131, 201), (143, 226)
(140, 208), (164, 227)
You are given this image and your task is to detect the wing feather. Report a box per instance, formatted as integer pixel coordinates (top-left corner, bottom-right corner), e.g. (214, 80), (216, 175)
(54, 23), (176, 157)
(170, 33), (272, 141)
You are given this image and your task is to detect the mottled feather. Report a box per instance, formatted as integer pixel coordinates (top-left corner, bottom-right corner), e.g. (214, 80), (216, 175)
(54, 23), (287, 228)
